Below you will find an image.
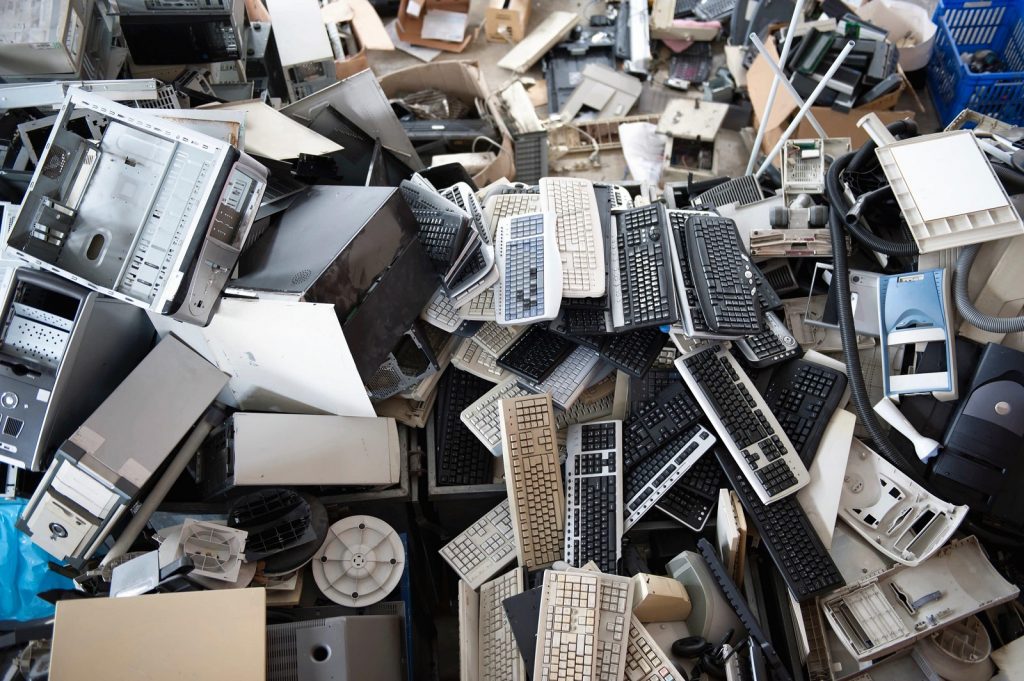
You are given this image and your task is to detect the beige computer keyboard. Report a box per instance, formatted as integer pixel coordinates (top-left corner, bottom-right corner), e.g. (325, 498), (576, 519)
(499, 393), (565, 569)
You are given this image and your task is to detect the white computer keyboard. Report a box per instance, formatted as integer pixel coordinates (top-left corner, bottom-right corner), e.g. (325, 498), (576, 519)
(494, 211), (562, 325)
(625, 615), (684, 681)
(534, 569), (633, 681)
(540, 177), (607, 298)
(484, 192), (540, 234)
(461, 377), (531, 454)
(422, 287), (464, 333)
(478, 568), (526, 681)
(473, 322), (525, 357)
(451, 338), (510, 384)
(440, 499), (517, 589)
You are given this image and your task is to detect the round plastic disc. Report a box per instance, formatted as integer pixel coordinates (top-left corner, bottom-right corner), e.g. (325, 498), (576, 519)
(311, 515), (405, 607)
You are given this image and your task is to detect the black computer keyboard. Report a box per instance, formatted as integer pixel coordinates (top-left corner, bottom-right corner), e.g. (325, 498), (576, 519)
(685, 215), (761, 336)
(667, 210), (715, 337)
(695, 538), (793, 681)
(623, 425), (716, 529)
(677, 345), (807, 502)
(613, 204), (676, 330)
(600, 327), (665, 378)
(715, 450), (844, 601)
(734, 311), (802, 369)
(628, 368), (680, 414)
(565, 421), (622, 573)
(411, 208), (468, 271)
(623, 382), (703, 468)
(655, 452), (722, 531)
(762, 360), (847, 465)
(496, 326), (576, 383)
(436, 368), (496, 486)
(751, 260), (783, 312)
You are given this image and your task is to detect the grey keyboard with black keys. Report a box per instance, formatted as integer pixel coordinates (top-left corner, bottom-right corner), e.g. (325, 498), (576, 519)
(655, 452), (723, 531)
(565, 421), (622, 573)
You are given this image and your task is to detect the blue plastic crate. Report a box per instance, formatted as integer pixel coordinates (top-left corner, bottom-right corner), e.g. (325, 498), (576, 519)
(928, 0), (1024, 126)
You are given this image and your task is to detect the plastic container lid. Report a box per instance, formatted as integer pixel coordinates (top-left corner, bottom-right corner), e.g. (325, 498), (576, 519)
(312, 515), (405, 607)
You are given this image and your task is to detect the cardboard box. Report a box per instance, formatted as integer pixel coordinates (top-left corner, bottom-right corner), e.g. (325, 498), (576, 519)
(378, 61), (515, 186)
(631, 573), (692, 623)
(396, 0), (475, 52)
(749, 38), (914, 153)
(50, 589), (266, 681)
(485, 0), (531, 42)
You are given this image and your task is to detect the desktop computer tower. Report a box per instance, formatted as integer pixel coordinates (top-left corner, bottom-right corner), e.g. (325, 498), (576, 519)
(114, 0), (245, 66)
(0, 0), (96, 78)
(266, 614), (403, 681)
(264, 0), (336, 102)
(0, 268), (153, 472)
(195, 413), (402, 499)
(17, 335), (229, 565)
(7, 89), (268, 327)
(230, 185), (437, 382)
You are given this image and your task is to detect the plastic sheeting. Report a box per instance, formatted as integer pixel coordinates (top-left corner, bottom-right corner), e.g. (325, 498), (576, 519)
(0, 500), (74, 621)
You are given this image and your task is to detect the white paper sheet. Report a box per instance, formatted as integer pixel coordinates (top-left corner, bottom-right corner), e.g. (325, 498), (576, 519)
(148, 299), (375, 418)
(619, 122), (665, 185)
(386, 20), (441, 61)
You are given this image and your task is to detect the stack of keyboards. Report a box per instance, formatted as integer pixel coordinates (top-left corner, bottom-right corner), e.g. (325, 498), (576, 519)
(418, 174), (855, 679)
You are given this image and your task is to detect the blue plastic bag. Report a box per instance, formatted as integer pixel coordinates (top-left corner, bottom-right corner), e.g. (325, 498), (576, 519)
(0, 499), (74, 621)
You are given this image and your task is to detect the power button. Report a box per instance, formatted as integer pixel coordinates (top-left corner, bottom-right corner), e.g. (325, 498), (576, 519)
(1, 392), (17, 409)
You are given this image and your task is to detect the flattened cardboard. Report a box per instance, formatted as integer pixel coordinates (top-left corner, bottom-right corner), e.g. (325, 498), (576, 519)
(51, 589), (266, 681)
(396, 0), (476, 52)
(378, 61), (515, 185)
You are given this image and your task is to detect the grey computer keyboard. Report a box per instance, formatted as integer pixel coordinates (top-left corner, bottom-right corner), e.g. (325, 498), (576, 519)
(500, 393), (565, 569)
(623, 424), (716, 530)
(565, 421), (623, 573)
(676, 344), (809, 503)
(440, 499), (517, 589)
(479, 568), (527, 681)
(534, 569), (633, 681)
(495, 212), (561, 325)
(461, 376), (532, 454)
(540, 177), (606, 298)
(445, 233), (497, 305)
(611, 204), (676, 330)
(518, 344), (602, 410)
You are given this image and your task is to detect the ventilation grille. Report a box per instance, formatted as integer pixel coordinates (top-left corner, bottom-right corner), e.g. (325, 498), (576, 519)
(3, 417), (23, 438)
(695, 175), (763, 208)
